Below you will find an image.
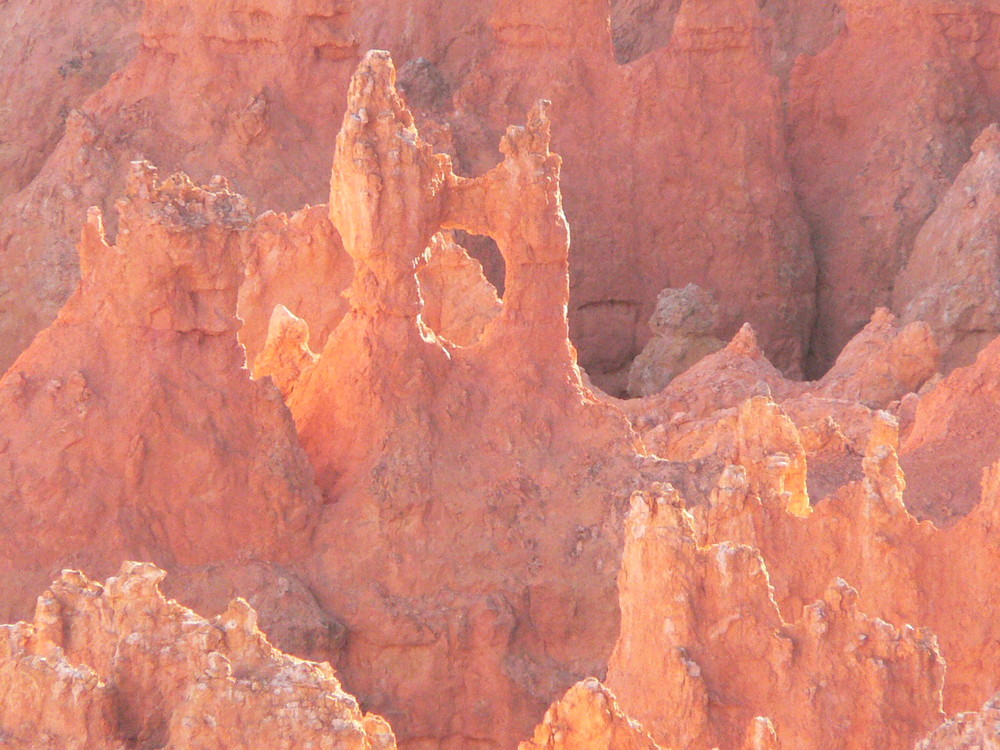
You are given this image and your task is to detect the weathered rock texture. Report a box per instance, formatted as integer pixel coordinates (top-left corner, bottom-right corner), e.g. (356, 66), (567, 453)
(894, 124), (1000, 373)
(0, 0), (141, 203)
(787, 0), (1000, 374)
(626, 284), (726, 398)
(284, 50), (679, 750)
(917, 694), (1000, 750)
(0, 163), (321, 649)
(901, 331), (1000, 524)
(518, 679), (663, 750)
(606, 489), (944, 750)
(9, 5), (1000, 750)
(0, 563), (395, 750)
(0, 0), (818, 396)
(0, 0), (359, 375)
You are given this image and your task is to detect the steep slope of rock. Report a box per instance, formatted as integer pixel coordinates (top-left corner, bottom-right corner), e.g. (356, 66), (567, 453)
(901, 332), (1000, 523)
(0, 0), (815, 397)
(286, 51), (681, 750)
(0, 0), (360, 374)
(0, 563), (395, 750)
(894, 124), (1000, 373)
(0, 163), (321, 650)
(238, 204), (353, 365)
(606, 489), (944, 750)
(0, 0), (141, 203)
(452, 0), (813, 392)
(622, 309), (937, 502)
(788, 0), (1000, 373)
(694, 441), (1000, 716)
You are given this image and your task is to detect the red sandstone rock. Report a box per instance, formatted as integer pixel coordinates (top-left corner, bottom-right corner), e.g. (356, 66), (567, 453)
(695, 445), (1000, 717)
(518, 679), (664, 750)
(416, 232), (502, 347)
(788, 0), (1000, 373)
(626, 284), (726, 398)
(287, 51), (680, 749)
(606, 489), (945, 750)
(239, 205), (352, 365)
(0, 563), (394, 750)
(9, 7), (1000, 750)
(894, 124), (1000, 372)
(917, 694), (1000, 749)
(450, 0), (814, 391)
(0, 0), (141, 204)
(0, 0), (816, 396)
(901, 331), (1000, 523)
(0, 0), (359, 374)
(0, 163), (321, 648)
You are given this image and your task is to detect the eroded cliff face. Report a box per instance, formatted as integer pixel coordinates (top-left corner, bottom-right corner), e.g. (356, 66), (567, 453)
(284, 51), (680, 750)
(0, 563), (395, 750)
(7, 3), (1000, 750)
(0, 0), (359, 376)
(0, 162), (324, 657)
(894, 124), (1000, 373)
(788, 0), (1000, 373)
(607, 490), (944, 750)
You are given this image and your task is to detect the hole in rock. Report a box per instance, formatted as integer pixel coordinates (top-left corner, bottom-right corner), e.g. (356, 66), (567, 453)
(454, 231), (505, 296)
(418, 232), (504, 348)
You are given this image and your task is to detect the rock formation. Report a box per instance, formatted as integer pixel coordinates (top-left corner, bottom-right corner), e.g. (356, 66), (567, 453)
(787, 0), (1000, 373)
(0, 162), (322, 654)
(7, 4), (1000, 750)
(626, 284), (726, 398)
(284, 50), (681, 749)
(518, 679), (663, 750)
(0, 563), (394, 750)
(917, 694), (1000, 750)
(0, 0), (141, 204)
(606, 489), (944, 750)
(0, 0), (359, 374)
(0, 0), (817, 396)
(901, 331), (1000, 524)
(894, 124), (1000, 373)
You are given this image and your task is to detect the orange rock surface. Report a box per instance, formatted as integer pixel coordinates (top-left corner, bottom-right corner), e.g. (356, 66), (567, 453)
(6, 4), (1000, 750)
(0, 563), (395, 749)
(606, 489), (944, 750)
(0, 162), (323, 657)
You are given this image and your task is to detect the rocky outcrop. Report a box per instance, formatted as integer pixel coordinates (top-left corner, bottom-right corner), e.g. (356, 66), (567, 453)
(624, 309), (937, 502)
(0, 163), (320, 635)
(285, 51), (681, 749)
(788, 0), (1000, 373)
(0, 0), (141, 204)
(606, 489), (944, 750)
(450, 0), (813, 392)
(0, 563), (394, 750)
(0, 0), (360, 374)
(626, 284), (726, 398)
(239, 205), (352, 365)
(894, 124), (1000, 373)
(519, 679), (664, 750)
(917, 694), (1000, 749)
(693, 442), (1000, 716)
(416, 232), (502, 347)
(0, 0), (816, 397)
(901, 331), (1000, 523)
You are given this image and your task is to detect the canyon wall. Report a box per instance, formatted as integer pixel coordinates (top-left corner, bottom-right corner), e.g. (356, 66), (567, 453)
(3, 2), (1000, 750)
